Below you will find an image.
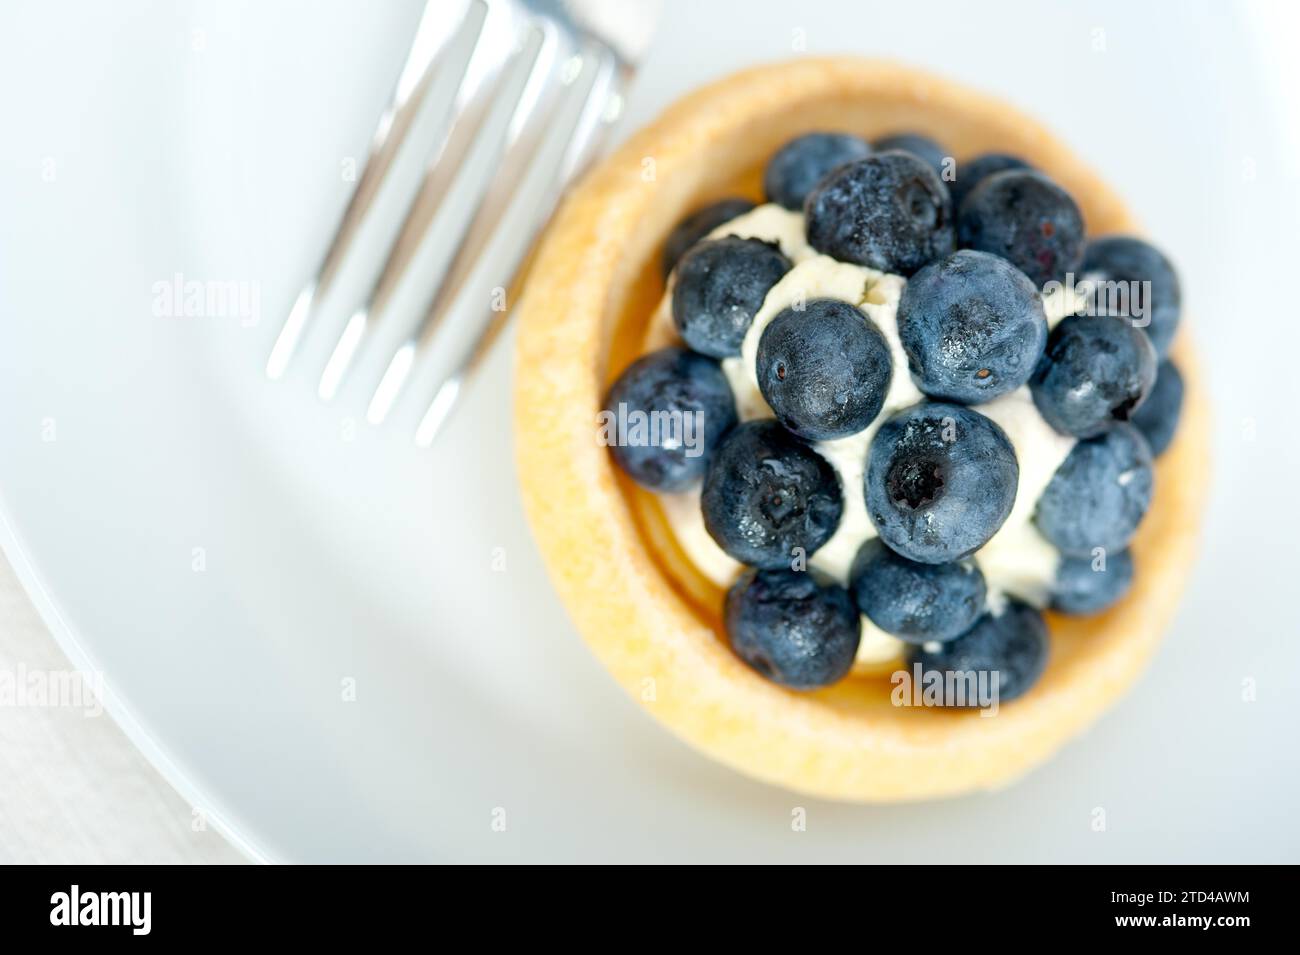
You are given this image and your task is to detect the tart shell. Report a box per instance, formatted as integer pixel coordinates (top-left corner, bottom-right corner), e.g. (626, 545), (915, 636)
(513, 58), (1210, 801)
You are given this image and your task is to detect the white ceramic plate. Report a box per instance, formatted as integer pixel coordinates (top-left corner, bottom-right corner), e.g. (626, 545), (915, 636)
(1, 0), (1298, 862)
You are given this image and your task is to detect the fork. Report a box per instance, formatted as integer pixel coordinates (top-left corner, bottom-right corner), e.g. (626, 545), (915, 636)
(266, 0), (659, 445)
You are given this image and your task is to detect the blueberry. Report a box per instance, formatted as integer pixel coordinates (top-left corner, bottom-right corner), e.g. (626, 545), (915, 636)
(1052, 548), (1134, 614)
(725, 568), (861, 689)
(662, 197), (757, 277)
(848, 537), (986, 643)
(897, 249), (1048, 403)
(957, 170), (1085, 287)
(763, 132), (872, 211)
(1081, 236), (1182, 359)
(1035, 423), (1153, 557)
(702, 420), (843, 568)
(1030, 314), (1157, 438)
(950, 152), (1032, 212)
(905, 599), (1048, 705)
(672, 236), (792, 358)
(601, 347), (738, 491)
(865, 402), (1018, 564)
(804, 152), (955, 276)
(756, 298), (893, 440)
(1131, 359), (1184, 457)
(872, 133), (948, 177)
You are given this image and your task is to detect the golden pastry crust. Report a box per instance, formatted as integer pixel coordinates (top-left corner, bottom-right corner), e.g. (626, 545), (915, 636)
(513, 58), (1210, 801)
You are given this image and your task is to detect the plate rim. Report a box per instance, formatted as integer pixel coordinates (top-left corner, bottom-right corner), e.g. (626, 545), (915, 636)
(0, 500), (271, 863)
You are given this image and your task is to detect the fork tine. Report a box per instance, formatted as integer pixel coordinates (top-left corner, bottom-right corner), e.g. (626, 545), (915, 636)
(379, 42), (578, 387)
(360, 48), (563, 420)
(266, 0), (488, 380)
(406, 50), (625, 445)
(327, 22), (550, 416)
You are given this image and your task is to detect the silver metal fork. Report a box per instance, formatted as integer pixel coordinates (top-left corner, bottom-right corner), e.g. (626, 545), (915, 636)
(266, 0), (659, 445)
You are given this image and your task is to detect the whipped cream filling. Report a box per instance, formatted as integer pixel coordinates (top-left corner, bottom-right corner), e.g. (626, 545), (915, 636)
(652, 205), (1079, 664)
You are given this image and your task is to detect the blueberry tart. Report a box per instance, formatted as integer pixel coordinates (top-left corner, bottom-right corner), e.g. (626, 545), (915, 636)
(515, 59), (1208, 801)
